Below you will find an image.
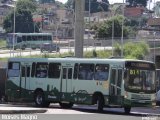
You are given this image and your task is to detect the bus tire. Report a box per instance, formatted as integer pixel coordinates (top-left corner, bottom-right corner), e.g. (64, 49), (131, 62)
(56, 48), (60, 52)
(59, 102), (73, 109)
(96, 96), (104, 112)
(21, 47), (26, 50)
(34, 90), (49, 107)
(41, 49), (44, 53)
(124, 107), (131, 114)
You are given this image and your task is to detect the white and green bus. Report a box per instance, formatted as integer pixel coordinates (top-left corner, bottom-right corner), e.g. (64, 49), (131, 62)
(5, 58), (156, 113)
(6, 33), (53, 50)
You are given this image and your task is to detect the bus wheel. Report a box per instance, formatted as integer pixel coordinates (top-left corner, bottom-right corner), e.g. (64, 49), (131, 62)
(41, 49), (44, 53)
(96, 96), (104, 112)
(59, 102), (73, 109)
(124, 107), (131, 114)
(21, 47), (25, 50)
(34, 91), (49, 107)
(56, 48), (60, 52)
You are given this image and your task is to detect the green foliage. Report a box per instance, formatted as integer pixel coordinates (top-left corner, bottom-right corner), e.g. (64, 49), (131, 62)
(65, 0), (109, 13)
(94, 15), (132, 38)
(2, 41), (149, 60)
(0, 39), (6, 48)
(85, 0), (109, 13)
(65, 0), (73, 8)
(126, 0), (149, 7)
(84, 50), (111, 58)
(16, 0), (37, 13)
(114, 41), (149, 60)
(3, 0), (38, 33)
(113, 43), (121, 57)
(38, 0), (55, 4)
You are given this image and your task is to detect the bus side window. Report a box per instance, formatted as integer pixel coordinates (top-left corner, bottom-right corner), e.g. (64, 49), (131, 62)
(22, 36), (26, 42)
(8, 62), (20, 77)
(27, 67), (30, 77)
(17, 36), (22, 43)
(68, 68), (72, 79)
(111, 69), (116, 84)
(94, 64), (109, 81)
(21, 66), (25, 77)
(31, 62), (36, 77)
(78, 64), (94, 80)
(117, 69), (122, 87)
(48, 63), (61, 78)
(36, 63), (48, 78)
(73, 63), (78, 79)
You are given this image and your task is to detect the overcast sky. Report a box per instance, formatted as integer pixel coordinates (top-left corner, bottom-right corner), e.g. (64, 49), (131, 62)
(56, 0), (160, 9)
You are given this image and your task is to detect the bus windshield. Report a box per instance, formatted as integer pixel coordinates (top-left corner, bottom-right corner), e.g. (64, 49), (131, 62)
(125, 69), (155, 92)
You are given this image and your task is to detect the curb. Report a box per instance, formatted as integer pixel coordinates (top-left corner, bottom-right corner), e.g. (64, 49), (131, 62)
(0, 49), (40, 54)
(0, 109), (47, 114)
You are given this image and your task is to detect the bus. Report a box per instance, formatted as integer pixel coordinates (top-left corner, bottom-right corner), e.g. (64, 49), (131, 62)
(156, 69), (160, 105)
(6, 33), (53, 50)
(156, 69), (160, 90)
(5, 58), (156, 113)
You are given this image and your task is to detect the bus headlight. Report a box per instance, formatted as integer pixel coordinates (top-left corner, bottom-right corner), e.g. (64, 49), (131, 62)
(152, 94), (156, 101)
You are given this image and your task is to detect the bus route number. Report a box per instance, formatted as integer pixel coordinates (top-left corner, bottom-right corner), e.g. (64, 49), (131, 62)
(130, 70), (140, 75)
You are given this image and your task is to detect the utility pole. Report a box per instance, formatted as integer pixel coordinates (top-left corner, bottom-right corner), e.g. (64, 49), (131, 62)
(13, 4), (16, 57)
(121, 0), (125, 58)
(74, 0), (84, 58)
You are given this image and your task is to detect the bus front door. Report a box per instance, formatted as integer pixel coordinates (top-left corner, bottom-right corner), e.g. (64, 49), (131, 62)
(61, 67), (73, 101)
(21, 64), (31, 100)
(109, 68), (122, 105)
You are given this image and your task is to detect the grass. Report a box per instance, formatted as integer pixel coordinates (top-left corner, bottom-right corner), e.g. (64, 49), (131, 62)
(0, 39), (6, 48)
(0, 50), (112, 62)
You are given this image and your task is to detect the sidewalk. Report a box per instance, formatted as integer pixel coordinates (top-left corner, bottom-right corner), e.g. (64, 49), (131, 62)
(0, 104), (47, 114)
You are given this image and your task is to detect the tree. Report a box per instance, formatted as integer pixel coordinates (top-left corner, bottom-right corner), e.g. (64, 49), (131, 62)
(114, 42), (149, 59)
(3, 0), (38, 33)
(65, 0), (109, 13)
(93, 15), (131, 38)
(38, 0), (55, 4)
(65, 0), (73, 8)
(16, 0), (37, 13)
(126, 0), (149, 7)
(85, 0), (109, 13)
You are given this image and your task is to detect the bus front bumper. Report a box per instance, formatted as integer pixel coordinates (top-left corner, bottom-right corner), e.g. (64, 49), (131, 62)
(124, 98), (156, 107)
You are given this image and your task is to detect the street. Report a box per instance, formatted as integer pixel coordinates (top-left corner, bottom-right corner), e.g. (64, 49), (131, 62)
(0, 103), (159, 120)
(0, 46), (112, 58)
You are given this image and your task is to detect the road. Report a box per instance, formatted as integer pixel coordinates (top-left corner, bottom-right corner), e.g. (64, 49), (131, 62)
(0, 46), (112, 58)
(0, 103), (159, 120)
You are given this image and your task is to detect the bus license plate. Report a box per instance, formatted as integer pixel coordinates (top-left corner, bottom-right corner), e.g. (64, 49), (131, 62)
(138, 100), (145, 103)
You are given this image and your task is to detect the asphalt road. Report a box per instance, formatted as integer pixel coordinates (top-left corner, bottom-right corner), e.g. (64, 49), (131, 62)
(0, 103), (159, 120)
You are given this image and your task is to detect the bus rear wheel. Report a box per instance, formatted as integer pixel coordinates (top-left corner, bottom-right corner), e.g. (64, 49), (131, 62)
(59, 102), (73, 109)
(34, 91), (50, 107)
(124, 107), (131, 114)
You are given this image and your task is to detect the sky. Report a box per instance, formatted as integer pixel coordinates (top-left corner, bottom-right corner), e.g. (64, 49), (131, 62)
(56, 0), (160, 9)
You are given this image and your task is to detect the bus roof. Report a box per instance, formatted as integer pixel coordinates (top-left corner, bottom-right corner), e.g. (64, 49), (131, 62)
(8, 57), (154, 64)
